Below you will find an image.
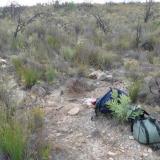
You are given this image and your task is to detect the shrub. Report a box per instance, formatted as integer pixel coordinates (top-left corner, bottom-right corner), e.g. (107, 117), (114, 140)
(98, 51), (120, 69)
(47, 35), (61, 52)
(12, 58), (40, 88)
(66, 2), (76, 10)
(0, 122), (26, 160)
(11, 35), (26, 51)
(108, 90), (131, 122)
(12, 58), (24, 78)
(124, 58), (139, 71)
(76, 64), (88, 77)
(153, 57), (160, 65)
(0, 83), (15, 121)
(61, 46), (75, 61)
(66, 78), (94, 93)
(128, 80), (141, 103)
(73, 43), (99, 66)
(45, 67), (57, 83)
(30, 108), (44, 132)
(147, 53), (154, 64)
(74, 44), (120, 69)
(23, 68), (40, 88)
(113, 34), (132, 50)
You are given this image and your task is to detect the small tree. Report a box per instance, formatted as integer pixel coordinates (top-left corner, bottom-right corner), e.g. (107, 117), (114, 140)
(144, 0), (154, 23)
(135, 21), (142, 48)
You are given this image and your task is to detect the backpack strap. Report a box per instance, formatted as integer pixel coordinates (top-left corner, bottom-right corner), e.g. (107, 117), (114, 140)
(142, 110), (150, 116)
(140, 120), (150, 144)
(148, 118), (160, 137)
(131, 119), (134, 132)
(155, 121), (160, 137)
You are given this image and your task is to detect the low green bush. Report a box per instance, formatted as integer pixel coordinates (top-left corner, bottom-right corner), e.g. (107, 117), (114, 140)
(23, 68), (40, 88)
(108, 90), (131, 122)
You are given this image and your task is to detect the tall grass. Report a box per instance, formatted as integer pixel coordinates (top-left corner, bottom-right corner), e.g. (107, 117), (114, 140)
(0, 123), (26, 160)
(128, 80), (141, 103)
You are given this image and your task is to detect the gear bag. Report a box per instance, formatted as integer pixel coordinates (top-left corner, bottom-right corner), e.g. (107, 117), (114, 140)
(95, 88), (127, 116)
(132, 116), (160, 145)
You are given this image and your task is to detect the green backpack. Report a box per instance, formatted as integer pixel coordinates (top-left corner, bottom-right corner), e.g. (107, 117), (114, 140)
(132, 116), (160, 145)
(127, 106), (160, 146)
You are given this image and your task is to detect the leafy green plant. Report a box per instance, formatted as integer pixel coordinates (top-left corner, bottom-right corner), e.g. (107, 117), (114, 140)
(108, 90), (131, 122)
(128, 80), (141, 103)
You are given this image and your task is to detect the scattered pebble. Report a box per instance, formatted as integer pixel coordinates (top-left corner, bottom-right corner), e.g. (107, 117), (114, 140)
(142, 153), (148, 157)
(129, 136), (134, 140)
(107, 151), (117, 156)
(148, 148), (152, 153)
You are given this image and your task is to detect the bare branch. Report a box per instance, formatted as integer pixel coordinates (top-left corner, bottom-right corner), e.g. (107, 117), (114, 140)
(13, 12), (51, 38)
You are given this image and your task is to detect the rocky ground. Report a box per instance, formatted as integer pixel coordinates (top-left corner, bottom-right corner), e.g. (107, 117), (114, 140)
(44, 81), (160, 160)
(1, 57), (160, 160)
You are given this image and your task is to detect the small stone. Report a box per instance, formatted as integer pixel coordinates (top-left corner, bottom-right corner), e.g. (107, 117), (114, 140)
(0, 58), (7, 64)
(56, 133), (62, 136)
(68, 107), (80, 115)
(109, 158), (114, 160)
(120, 149), (125, 153)
(148, 148), (152, 153)
(129, 136), (134, 140)
(142, 153), (148, 157)
(107, 151), (117, 156)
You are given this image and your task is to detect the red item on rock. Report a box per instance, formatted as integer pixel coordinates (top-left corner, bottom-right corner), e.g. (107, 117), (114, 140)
(91, 100), (96, 105)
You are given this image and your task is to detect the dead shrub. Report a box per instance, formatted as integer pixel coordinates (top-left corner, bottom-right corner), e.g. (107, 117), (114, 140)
(66, 78), (94, 94)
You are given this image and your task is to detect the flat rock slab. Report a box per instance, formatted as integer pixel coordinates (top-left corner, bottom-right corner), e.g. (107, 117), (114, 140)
(68, 107), (80, 115)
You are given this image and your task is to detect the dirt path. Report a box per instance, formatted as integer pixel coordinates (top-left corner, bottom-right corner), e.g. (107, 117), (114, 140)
(44, 80), (160, 160)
